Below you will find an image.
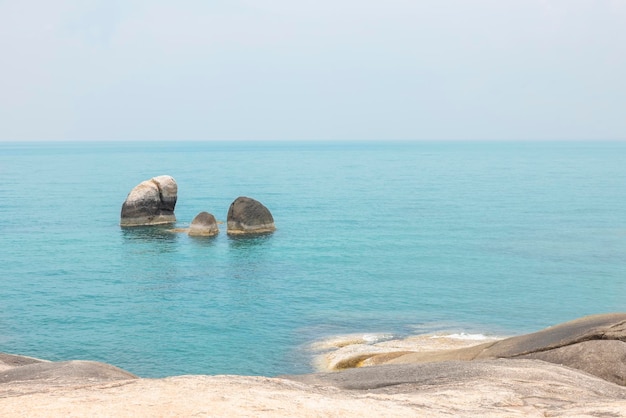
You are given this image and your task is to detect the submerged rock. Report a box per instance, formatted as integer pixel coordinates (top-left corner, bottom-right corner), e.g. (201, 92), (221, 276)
(188, 212), (219, 237)
(227, 196), (275, 235)
(120, 175), (177, 227)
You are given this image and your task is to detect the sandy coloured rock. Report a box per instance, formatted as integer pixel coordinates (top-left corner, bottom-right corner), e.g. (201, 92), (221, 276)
(4, 314), (626, 416)
(321, 313), (626, 387)
(1, 360), (626, 417)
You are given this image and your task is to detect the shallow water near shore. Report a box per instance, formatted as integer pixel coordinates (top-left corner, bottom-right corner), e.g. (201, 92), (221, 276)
(1, 141), (625, 377)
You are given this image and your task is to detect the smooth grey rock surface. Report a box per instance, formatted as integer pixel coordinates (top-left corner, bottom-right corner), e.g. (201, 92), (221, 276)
(227, 196), (275, 235)
(284, 359), (626, 396)
(120, 175), (177, 227)
(518, 339), (626, 386)
(0, 360), (138, 385)
(371, 313), (626, 386)
(188, 211), (219, 236)
(0, 353), (46, 370)
(477, 312), (626, 359)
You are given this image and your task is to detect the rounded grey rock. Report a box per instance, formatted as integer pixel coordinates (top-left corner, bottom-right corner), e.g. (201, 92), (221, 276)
(227, 196), (275, 235)
(188, 211), (219, 237)
(0, 360), (138, 384)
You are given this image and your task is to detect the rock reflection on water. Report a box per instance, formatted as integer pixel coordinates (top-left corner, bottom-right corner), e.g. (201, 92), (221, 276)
(227, 233), (273, 249)
(121, 226), (179, 253)
(188, 233), (218, 247)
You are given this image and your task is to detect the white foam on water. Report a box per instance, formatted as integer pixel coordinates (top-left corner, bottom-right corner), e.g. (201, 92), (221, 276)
(309, 330), (506, 372)
(309, 333), (395, 352)
(429, 333), (496, 341)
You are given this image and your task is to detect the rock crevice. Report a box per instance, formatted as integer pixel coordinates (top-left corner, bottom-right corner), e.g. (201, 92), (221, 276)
(120, 175), (178, 227)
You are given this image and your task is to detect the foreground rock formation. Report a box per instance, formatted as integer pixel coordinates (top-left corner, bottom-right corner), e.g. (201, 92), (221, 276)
(335, 313), (626, 386)
(227, 196), (275, 235)
(120, 175), (177, 227)
(188, 211), (219, 236)
(2, 314), (626, 417)
(2, 358), (626, 416)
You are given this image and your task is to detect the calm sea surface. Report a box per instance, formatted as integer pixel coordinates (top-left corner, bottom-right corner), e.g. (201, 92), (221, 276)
(0, 141), (624, 377)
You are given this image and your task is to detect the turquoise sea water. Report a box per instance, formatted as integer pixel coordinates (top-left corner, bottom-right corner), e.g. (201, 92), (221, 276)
(0, 141), (624, 377)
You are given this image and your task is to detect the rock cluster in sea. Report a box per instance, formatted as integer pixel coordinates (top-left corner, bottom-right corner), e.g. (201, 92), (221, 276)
(120, 175), (275, 236)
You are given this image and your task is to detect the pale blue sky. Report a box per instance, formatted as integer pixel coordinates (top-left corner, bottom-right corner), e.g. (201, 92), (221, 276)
(1, 0), (625, 141)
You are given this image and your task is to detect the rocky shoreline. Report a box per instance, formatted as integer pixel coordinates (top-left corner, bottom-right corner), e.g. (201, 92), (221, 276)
(2, 313), (626, 417)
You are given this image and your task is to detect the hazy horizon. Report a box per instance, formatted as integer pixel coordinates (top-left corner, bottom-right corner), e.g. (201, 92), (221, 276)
(1, 1), (625, 142)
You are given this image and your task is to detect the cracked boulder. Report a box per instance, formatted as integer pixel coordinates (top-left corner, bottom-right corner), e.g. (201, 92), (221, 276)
(120, 175), (177, 227)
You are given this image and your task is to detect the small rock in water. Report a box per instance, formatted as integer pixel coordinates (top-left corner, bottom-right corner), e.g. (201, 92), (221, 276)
(188, 212), (219, 237)
(227, 196), (275, 235)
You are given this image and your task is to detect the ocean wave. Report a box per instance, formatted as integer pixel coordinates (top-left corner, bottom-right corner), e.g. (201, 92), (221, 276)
(310, 333), (395, 351)
(429, 333), (497, 341)
(309, 331), (503, 372)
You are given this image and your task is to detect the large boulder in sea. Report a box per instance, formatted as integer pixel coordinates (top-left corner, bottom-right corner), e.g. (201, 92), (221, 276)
(227, 196), (275, 235)
(120, 175), (177, 227)
(188, 212), (219, 237)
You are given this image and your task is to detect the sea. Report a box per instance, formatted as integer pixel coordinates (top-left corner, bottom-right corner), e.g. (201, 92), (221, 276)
(0, 140), (624, 377)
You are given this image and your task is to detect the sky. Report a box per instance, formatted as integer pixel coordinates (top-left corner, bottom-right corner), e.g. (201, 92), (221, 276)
(1, 0), (625, 141)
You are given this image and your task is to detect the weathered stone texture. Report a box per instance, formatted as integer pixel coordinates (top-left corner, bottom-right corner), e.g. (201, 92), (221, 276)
(227, 196), (275, 235)
(188, 211), (219, 236)
(121, 175), (177, 227)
